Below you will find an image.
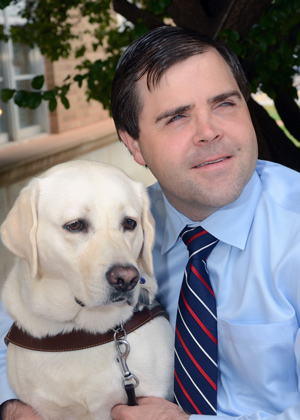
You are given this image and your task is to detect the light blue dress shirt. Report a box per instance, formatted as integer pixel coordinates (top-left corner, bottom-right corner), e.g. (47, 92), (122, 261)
(149, 160), (300, 420)
(1, 160), (300, 420)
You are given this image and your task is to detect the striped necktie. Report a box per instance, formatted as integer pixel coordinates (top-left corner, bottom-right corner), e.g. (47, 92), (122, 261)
(174, 225), (219, 415)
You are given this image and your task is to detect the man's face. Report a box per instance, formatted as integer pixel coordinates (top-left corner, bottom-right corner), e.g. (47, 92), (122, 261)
(120, 49), (258, 221)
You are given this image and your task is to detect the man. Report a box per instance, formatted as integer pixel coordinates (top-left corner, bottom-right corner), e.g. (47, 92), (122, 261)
(111, 26), (300, 419)
(1, 25), (300, 420)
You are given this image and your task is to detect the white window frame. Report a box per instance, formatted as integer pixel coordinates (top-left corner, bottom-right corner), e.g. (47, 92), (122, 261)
(0, 5), (49, 143)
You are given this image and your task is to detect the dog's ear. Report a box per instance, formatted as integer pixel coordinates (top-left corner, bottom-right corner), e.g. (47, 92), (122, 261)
(1, 179), (39, 277)
(139, 186), (155, 277)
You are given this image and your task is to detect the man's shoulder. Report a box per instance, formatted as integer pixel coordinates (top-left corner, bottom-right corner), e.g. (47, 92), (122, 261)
(257, 160), (300, 214)
(257, 159), (300, 179)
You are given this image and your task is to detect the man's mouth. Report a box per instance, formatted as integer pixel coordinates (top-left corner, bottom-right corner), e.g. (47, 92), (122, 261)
(195, 157), (229, 168)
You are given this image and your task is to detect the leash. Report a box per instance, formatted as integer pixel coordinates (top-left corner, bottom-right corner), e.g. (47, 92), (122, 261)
(114, 325), (139, 406)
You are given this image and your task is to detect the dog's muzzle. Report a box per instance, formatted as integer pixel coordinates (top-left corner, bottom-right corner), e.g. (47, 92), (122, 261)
(106, 265), (140, 306)
(74, 265), (143, 308)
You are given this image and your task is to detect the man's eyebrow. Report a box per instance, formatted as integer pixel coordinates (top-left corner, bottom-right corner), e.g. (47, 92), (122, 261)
(155, 104), (194, 124)
(208, 89), (242, 104)
(154, 90), (242, 123)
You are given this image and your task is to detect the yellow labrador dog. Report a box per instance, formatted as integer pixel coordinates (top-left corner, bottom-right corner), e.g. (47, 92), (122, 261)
(1, 160), (174, 420)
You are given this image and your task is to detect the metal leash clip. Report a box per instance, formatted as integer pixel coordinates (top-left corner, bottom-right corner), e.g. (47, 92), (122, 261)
(114, 326), (139, 406)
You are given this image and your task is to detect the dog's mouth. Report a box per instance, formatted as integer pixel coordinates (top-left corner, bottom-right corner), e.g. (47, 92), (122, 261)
(110, 291), (135, 306)
(74, 292), (136, 308)
(74, 288), (148, 309)
(75, 297), (85, 307)
(111, 295), (126, 303)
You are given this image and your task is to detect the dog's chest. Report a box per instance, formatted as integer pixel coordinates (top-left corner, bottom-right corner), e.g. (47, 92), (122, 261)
(7, 318), (174, 420)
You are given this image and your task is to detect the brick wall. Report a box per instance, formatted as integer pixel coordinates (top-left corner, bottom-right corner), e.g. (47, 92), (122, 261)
(44, 16), (109, 134)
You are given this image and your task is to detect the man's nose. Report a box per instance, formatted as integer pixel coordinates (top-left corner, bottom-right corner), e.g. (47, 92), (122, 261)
(193, 114), (221, 145)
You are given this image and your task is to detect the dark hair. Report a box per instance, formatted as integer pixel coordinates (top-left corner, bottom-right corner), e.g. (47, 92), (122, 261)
(111, 25), (249, 140)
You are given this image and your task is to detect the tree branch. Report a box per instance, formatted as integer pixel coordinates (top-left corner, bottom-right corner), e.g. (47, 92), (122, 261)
(248, 96), (300, 171)
(213, 0), (237, 39)
(274, 90), (300, 143)
(168, 0), (225, 36)
(224, 0), (272, 36)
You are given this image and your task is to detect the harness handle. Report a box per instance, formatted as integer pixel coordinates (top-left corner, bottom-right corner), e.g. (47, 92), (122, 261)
(114, 326), (139, 406)
(125, 383), (138, 406)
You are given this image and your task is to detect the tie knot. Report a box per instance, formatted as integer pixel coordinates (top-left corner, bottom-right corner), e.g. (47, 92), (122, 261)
(180, 225), (218, 258)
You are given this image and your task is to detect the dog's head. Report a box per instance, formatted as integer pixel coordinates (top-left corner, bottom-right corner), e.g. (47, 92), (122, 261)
(1, 161), (157, 332)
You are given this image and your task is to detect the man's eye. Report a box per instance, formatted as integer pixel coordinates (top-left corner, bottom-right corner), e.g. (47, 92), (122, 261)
(219, 101), (235, 107)
(64, 220), (85, 232)
(123, 218), (137, 231)
(167, 114), (184, 124)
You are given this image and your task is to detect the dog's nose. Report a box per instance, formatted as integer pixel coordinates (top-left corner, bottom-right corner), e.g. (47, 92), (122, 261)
(106, 265), (140, 292)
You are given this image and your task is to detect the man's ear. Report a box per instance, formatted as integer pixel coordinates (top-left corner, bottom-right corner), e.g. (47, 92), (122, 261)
(119, 130), (147, 166)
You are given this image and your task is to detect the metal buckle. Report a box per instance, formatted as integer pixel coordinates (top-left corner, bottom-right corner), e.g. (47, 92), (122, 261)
(114, 326), (140, 390)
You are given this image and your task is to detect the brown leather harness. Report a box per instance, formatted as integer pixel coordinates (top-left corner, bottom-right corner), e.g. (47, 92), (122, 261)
(5, 304), (169, 352)
(5, 304), (169, 406)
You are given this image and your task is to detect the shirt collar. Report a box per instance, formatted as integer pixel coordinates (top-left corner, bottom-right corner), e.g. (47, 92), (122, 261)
(161, 169), (262, 255)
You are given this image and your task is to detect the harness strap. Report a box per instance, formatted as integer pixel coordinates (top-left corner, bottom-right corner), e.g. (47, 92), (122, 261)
(5, 305), (169, 352)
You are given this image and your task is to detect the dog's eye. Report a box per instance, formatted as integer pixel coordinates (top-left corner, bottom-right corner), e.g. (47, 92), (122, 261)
(64, 220), (84, 232)
(123, 218), (137, 231)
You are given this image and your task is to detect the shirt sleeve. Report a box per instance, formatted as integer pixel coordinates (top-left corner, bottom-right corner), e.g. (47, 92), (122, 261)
(0, 301), (18, 405)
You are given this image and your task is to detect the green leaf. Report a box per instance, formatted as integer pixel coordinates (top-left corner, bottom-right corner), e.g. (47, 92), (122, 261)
(42, 90), (55, 101)
(27, 92), (42, 109)
(0, 0), (12, 9)
(60, 84), (70, 96)
(49, 98), (58, 112)
(279, 39), (289, 54)
(1, 88), (15, 102)
(230, 42), (242, 56)
(60, 95), (70, 109)
(267, 58), (279, 71)
(258, 38), (268, 52)
(133, 21), (148, 39)
(92, 59), (104, 72)
(75, 45), (86, 58)
(74, 74), (84, 88)
(265, 30), (277, 46)
(259, 16), (272, 30)
(230, 31), (240, 42)
(31, 75), (45, 90)
(92, 42), (98, 52)
(14, 90), (29, 107)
